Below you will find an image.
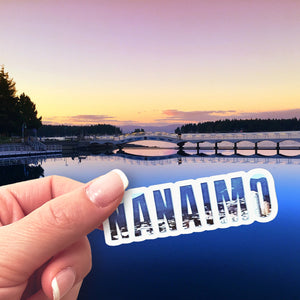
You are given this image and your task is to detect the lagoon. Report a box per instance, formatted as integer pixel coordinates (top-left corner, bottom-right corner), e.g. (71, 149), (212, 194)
(1, 149), (300, 299)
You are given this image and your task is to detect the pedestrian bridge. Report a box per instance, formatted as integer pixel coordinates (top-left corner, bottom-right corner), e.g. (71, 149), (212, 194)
(88, 131), (300, 154)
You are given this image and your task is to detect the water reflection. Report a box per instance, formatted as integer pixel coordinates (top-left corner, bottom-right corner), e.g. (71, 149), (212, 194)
(117, 147), (300, 161)
(0, 148), (299, 187)
(76, 147), (300, 300)
(1, 147), (300, 300)
(0, 164), (44, 186)
(16, 152), (300, 174)
(117, 147), (177, 157)
(0, 154), (62, 186)
(120, 144), (300, 158)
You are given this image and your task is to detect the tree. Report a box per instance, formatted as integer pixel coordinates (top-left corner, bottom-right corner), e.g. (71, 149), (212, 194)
(0, 66), (18, 135)
(132, 128), (145, 133)
(38, 124), (122, 137)
(0, 66), (16, 98)
(175, 118), (300, 133)
(0, 66), (42, 136)
(17, 93), (42, 129)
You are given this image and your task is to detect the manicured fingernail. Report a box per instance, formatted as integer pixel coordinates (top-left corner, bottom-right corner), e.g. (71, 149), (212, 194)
(52, 267), (76, 300)
(86, 169), (128, 208)
(112, 169), (129, 189)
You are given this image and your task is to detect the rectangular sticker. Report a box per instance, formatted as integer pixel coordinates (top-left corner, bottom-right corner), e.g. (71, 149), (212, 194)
(103, 168), (278, 246)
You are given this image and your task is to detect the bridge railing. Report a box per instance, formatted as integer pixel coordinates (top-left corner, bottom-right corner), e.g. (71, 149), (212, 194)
(181, 131), (300, 141)
(86, 131), (300, 143)
(91, 132), (179, 141)
(0, 144), (32, 153)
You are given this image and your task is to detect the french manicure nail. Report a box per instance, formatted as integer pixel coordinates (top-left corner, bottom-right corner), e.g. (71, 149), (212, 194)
(52, 267), (76, 300)
(111, 169), (129, 189)
(86, 169), (128, 208)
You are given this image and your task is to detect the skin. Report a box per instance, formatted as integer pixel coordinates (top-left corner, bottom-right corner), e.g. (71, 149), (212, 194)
(0, 172), (126, 300)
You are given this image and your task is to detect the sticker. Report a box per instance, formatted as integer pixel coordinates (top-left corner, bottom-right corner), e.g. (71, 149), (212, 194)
(103, 168), (278, 246)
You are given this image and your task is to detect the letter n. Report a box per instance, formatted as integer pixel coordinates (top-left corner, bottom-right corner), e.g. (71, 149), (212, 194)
(153, 188), (177, 232)
(108, 203), (129, 241)
(132, 193), (153, 237)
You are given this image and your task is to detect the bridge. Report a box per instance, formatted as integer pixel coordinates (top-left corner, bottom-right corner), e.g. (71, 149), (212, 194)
(87, 131), (300, 155)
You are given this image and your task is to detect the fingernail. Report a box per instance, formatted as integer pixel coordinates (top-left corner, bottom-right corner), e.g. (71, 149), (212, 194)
(52, 267), (76, 300)
(86, 169), (128, 208)
(112, 169), (129, 189)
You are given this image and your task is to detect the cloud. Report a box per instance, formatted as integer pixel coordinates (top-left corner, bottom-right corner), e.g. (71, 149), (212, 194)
(158, 110), (237, 122)
(67, 115), (115, 122)
(43, 114), (116, 125)
(43, 115), (156, 127)
(158, 109), (300, 123)
(43, 109), (300, 127)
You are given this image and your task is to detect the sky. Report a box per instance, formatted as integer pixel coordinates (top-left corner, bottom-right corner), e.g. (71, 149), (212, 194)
(1, 0), (300, 128)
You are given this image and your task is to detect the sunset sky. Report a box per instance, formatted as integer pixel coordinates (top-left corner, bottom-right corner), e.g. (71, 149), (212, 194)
(1, 0), (300, 128)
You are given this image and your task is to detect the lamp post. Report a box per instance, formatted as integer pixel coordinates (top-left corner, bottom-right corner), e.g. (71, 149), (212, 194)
(22, 122), (27, 143)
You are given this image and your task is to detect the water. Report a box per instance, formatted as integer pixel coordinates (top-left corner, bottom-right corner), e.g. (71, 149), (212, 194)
(1, 150), (300, 299)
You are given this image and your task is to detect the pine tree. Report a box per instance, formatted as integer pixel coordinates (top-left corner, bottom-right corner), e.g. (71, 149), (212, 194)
(17, 93), (42, 130)
(0, 66), (18, 135)
(0, 66), (42, 136)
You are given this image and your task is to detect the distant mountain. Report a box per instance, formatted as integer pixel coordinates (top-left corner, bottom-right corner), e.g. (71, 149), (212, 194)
(121, 124), (181, 134)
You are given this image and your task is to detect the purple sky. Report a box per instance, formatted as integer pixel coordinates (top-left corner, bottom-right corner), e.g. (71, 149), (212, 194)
(1, 0), (300, 126)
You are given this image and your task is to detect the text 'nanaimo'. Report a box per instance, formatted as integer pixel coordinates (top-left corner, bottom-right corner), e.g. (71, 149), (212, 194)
(103, 168), (278, 246)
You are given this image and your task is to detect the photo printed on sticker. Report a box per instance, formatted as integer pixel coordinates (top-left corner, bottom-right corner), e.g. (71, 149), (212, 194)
(103, 168), (278, 246)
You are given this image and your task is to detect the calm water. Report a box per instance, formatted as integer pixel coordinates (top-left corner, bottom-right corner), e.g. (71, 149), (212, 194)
(1, 149), (300, 300)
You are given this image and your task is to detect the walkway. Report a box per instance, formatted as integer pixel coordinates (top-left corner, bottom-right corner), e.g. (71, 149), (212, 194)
(0, 143), (62, 158)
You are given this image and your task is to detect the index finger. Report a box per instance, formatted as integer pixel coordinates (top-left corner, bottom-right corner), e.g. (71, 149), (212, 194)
(0, 176), (83, 215)
(1, 169), (128, 276)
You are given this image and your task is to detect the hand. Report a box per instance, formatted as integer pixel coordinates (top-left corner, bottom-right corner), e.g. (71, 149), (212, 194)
(0, 169), (128, 300)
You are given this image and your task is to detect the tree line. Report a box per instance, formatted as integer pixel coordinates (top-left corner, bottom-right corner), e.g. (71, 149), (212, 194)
(38, 124), (122, 137)
(175, 118), (300, 134)
(0, 67), (122, 138)
(0, 66), (42, 136)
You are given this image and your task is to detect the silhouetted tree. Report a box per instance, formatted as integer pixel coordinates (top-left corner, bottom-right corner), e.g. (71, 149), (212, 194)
(132, 128), (145, 133)
(17, 93), (42, 129)
(0, 66), (18, 135)
(175, 118), (300, 133)
(38, 124), (122, 137)
(0, 66), (42, 136)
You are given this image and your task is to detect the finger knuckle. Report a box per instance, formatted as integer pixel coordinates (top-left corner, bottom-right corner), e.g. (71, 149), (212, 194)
(45, 201), (75, 229)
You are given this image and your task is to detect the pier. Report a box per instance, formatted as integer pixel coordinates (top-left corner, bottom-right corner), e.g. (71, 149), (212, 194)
(0, 142), (62, 158)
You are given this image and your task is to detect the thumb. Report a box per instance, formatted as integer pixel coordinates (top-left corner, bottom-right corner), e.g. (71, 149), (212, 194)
(0, 169), (128, 279)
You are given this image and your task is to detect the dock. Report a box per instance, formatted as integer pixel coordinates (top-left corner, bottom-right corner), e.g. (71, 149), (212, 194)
(0, 143), (62, 158)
